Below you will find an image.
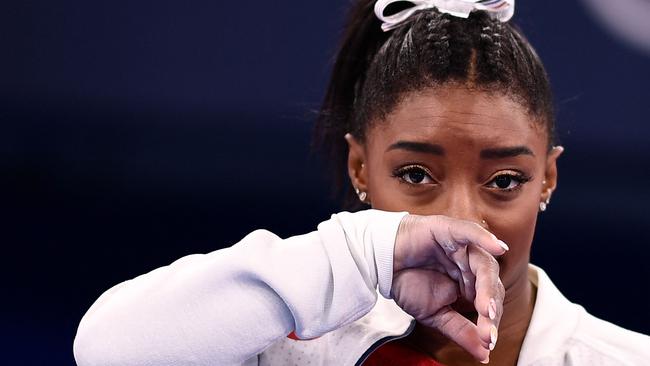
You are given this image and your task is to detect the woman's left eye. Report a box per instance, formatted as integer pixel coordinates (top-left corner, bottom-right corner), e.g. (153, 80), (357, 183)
(486, 172), (531, 191)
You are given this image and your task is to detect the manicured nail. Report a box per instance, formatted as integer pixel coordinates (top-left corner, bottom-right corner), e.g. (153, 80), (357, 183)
(480, 355), (490, 364)
(488, 298), (497, 320)
(489, 325), (498, 350)
(497, 240), (509, 251)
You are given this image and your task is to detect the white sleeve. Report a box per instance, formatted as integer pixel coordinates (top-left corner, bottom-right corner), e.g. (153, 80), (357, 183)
(73, 209), (408, 366)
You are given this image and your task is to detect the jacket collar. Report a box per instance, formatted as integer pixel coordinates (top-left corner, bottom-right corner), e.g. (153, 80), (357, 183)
(346, 296), (415, 365)
(273, 265), (580, 366)
(517, 265), (582, 365)
(357, 265), (582, 365)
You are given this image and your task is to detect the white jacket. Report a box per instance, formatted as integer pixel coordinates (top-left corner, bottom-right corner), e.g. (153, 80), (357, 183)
(73, 210), (650, 366)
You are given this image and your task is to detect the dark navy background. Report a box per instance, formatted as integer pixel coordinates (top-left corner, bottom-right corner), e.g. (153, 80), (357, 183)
(2, 1), (649, 365)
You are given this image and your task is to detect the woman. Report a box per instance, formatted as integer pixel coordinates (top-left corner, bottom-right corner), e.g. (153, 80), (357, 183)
(73, 0), (650, 365)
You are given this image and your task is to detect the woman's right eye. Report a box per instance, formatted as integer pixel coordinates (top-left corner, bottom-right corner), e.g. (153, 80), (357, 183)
(393, 165), (435, 185)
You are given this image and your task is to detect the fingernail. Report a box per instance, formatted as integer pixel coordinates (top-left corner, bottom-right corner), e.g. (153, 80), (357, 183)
(489, 325), (498, 350)
(488, 298), (497, 320)
(480, 355), (490, 364)
(497, 240), (509, 251)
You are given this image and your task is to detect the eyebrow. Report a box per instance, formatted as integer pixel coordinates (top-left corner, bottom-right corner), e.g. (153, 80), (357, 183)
(480, 146), (535, 159)
(386, 141), (445, 156)
(386, 141), (534, 159)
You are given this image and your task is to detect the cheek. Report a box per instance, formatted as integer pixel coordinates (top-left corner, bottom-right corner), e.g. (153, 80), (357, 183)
(367, 175), (422, 213)
(368, 186), (407, 211)
(488, 197), (540, 285)
(365, 161), (408, 211)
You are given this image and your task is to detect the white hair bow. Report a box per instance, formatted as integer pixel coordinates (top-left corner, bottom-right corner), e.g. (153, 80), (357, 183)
(374, 0), (515, 31)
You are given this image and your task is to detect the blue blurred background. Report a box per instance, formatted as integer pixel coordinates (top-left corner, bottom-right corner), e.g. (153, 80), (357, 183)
(2, 1), (649, 364)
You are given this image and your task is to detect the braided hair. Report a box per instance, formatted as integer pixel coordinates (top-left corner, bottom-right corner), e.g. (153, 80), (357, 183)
(313, 0), (555, 209)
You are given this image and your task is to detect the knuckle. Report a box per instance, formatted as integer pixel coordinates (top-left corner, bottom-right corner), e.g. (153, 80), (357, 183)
(486, 254), (499, 268)
(475, 249), (501, 278)
(476, 250), (498, 268)
(431, 308), (454, 329)
(496, 279), (506, 298)
(477, 231), (496, 248)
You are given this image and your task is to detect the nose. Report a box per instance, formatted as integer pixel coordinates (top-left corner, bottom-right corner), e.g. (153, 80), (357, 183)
(436, 183), (484, 227)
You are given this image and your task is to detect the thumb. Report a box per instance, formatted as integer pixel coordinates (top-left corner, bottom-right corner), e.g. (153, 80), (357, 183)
(419, 306), (491, 363)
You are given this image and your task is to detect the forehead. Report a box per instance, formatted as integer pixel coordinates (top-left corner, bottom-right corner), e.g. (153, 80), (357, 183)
(368, 87), (546, 150)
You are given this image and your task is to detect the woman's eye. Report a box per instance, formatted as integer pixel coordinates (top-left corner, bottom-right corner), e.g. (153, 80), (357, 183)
(394, 166), (435, 185)
(487, 172), (530, 191)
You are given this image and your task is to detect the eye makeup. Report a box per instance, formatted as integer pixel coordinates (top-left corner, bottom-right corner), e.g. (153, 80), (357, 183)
(391, 164), (437, 185)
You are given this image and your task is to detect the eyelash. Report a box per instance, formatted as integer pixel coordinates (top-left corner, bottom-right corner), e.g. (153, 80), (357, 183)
(392, 164), (436, 186)
(485, 171), (532, 193)
(392, 165), (532, 193)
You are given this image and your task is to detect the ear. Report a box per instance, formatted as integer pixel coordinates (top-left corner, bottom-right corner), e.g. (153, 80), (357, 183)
(541, 146), (564, 203)
(345, 133), (369, 195)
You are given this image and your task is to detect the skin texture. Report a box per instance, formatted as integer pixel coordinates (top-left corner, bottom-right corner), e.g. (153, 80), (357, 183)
(389, 214), (508, 362)
(346, 85), (563, 366)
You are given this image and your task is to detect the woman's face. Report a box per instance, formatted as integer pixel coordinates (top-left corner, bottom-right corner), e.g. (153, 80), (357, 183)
(347, 86), (563, 298)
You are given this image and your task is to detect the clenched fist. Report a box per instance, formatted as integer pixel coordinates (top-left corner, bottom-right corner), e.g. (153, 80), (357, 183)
(392, 215), (508, 363)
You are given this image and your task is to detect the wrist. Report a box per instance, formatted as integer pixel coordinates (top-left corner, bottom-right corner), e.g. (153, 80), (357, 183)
(365, 210), (409, 298)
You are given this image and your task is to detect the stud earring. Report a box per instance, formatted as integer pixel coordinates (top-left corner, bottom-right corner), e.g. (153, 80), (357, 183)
(539, 190), (552, 212)
(539, 201), (547, 212)
(359, 191), (368, 202)
(355, 187), (368, 203)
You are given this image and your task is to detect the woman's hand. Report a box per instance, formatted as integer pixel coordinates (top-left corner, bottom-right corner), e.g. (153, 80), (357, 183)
(392, 215), (508, 363)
